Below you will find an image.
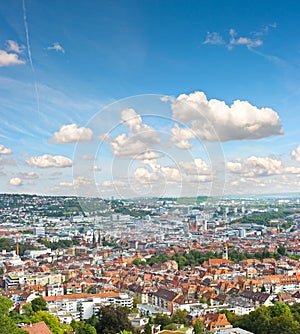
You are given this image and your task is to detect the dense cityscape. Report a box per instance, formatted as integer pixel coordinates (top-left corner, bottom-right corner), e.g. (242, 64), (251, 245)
(1, 193), (300, 333)
(2, 0), (300, 333)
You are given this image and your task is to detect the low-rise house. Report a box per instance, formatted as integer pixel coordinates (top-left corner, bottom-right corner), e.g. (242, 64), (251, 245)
(239, 290), (273, 307)
(46, 283), (64, 296)
(152, 288), (181, 314)
(21, 321), (52, 334)
(202, 313), (233, 332)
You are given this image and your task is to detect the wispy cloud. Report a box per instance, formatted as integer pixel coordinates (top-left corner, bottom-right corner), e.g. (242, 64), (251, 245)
(22, 0), (40, 116)
(203, 23), (276, 51)
(6, 40), (25, 54)
(203, 32), (224, 45)
(22, 0), (33, 71)
(203, 24), (283, 66)
(228, 28), (263, 50)
(47, 42), (65, 53)
(252, 23), (277, 37)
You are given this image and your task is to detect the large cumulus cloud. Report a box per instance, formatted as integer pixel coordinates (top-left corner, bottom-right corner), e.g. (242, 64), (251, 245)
(111, 108), (160, 158)
(167, 91), (283, 142)
(26, 154), (72, 168)
(227, 156), (300, 177)
(49, 124), (93, 144)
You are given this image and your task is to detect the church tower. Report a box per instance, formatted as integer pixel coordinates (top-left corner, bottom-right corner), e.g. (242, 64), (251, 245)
(222, 243), (228, 260)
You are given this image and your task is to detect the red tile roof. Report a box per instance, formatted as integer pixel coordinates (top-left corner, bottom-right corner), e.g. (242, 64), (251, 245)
(44, 291), (119, 302)
(21, 321), (52, 334)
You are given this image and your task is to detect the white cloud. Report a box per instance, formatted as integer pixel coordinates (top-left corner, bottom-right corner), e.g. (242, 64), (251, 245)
(111, 108), (159, 158)
(58, 181), (73, 187)
(47, 42), (65, 53)
(203, 32), (225, 45)
(168, 91), (283, 142)
(134, 167), (160, 184)
(18, 172), (39, 179)
(171, 124), (196, 149)
(102, 180), (127, 187)
(230, 176), (268, 188)
(26, 154), (72, 168)
(291, 145), (300, 163)
(142, 158), (160, 172)
(228, 29), (262, 50)
(73, 176), (93, 187)
(227, 156), (300, 177)
(49, 123), (94, 144)
(6, 40), (24, 53)
(135, 151), (162, 160)
(120, 108), (158, 142)
(0, 157), (16, 165)
(179, 158), (211, 175)
(203, 25), (276, 52)
(0, 50), (25, 66)
(111, 134), (152, 158)
(91, 165), (102, 171)
(82, 154), (95, 161)
(9, 177), (22, 186)
(0, 144), (12, 155)
(121, 108), (143, 131)
(134, 157), (212, 186)
(227, 172), (300, 194)
(226, 161), (242, 173)
(58, 177), (93, 188)
(161, 166), (181, 182)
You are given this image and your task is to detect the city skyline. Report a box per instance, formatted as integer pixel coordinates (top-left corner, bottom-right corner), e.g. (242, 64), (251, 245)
(1, 0), (300, 197)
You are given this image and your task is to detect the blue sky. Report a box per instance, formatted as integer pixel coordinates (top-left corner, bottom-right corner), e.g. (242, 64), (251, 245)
(1, 0), (300, 197)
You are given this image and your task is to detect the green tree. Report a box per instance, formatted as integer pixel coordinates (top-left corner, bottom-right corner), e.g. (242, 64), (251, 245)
(0, 297), (27, 334)
(0, 296), (13, 315)
(236, 306), (271, 334)
(132, 258), (145, 266)
(31, 297), (48, 312)
(269, 314), (300, 334)
(131, 297), (141, 313)
(22, 303), (34, 318)
(154, 313), (172, 329)
(270, 302), (292, 318)
(277, 246), (286, 256)
(72, 320), (97, 334)
(31, 311), (71, 334)
(144, 323), (152, 334)
(133, 297), (141, 309)
(171, 309), (188, 326)
(290, 303), (300, 323)
(0, 314), (27, 334)
(96, 305), (133, 334)
(10, 310), (30, 325)
(0, 238), (12, 252)
(86, 314), (99, 327)
(193, 320), (204, 334)
(164, 323), (177, 330)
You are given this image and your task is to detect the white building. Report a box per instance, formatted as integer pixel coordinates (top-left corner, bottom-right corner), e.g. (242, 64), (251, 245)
(44, 292), (133, 321)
